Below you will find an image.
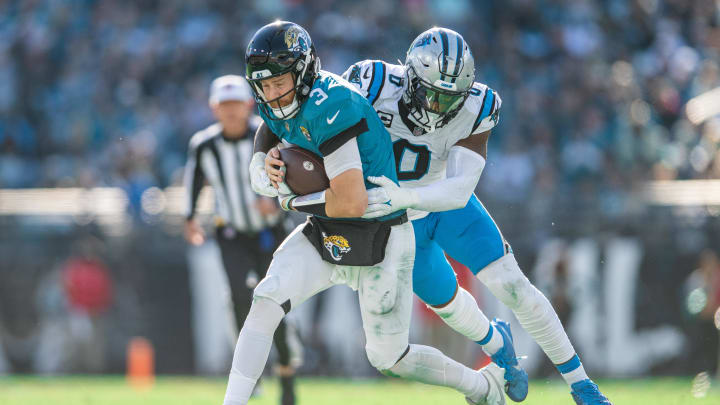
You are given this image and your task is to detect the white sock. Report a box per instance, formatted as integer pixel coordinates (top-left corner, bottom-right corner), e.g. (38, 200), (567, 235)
(477, 254), (579, 377)
(388, 344), (488, 399)
(224, 298), (285, 405)
(557, 354), (590, 386)
(478, 323), (504, 356)
(563, 364), (589, 386)
(430, 287), (503, 355)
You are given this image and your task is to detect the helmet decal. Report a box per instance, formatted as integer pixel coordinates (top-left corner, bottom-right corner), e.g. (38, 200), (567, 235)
(414, 33), (432, 49)
(284, 25), (309, 52)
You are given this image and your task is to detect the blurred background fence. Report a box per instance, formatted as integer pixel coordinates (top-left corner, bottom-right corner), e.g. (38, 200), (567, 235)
(1, 182), (719, 378)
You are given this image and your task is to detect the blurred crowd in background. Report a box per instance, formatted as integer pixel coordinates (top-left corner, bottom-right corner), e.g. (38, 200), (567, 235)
(2, 0), (720, 378)
(1, 0), (719, 205)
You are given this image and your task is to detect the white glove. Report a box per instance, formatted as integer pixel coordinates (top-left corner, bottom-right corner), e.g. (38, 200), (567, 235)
(275, 167), (294, 195)
(250, 152), (278, 197)
(362, 176), (419, 219)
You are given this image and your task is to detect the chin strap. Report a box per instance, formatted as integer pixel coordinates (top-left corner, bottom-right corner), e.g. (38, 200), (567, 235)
(271, 96), (300, 120)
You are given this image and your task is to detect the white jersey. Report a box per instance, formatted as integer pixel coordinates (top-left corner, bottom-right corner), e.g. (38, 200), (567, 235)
(342, 60), (502, 220)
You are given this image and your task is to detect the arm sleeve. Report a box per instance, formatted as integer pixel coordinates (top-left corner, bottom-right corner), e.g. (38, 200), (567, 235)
(323, 137), (363, 180)
(410, 145), (486, 212)
(471, 88), (502, 135)
(184, 140), (206, 220)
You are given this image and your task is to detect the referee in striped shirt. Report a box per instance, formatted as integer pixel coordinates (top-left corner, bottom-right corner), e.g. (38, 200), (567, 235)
(184, 75), (299, 405)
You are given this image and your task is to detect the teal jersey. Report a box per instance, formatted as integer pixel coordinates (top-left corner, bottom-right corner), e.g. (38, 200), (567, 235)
(259, 70), (403, 221)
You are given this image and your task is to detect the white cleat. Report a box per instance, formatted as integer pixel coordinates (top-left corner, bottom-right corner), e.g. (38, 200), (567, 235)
(466, 363), (507, 405)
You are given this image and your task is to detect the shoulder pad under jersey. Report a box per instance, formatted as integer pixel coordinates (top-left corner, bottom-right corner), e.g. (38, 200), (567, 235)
(341, 60), (405, 107)
(304, 71), (369, 152)
(464, 82), (502, 135)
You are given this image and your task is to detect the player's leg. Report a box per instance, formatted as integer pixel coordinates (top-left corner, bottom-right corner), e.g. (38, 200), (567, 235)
(218, 227), (295, 402)
(358, 222), (506, 405)
(255, 224), (302, 405)
(436, 196), (611, 403)
(223, 225), (334, 405)
(412, 215), (504, 351)
(413, 211), (528, 402)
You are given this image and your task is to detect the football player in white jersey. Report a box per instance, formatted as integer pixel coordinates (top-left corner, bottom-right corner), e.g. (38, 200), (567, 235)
(341, 28), (612, 405)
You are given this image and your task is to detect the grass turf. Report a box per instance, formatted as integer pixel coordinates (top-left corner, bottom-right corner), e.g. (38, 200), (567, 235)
(0, 376), (718, 405)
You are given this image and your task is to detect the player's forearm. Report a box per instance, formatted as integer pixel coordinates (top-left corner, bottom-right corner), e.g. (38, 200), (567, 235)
(284, 187), (367, 218)
(412, 176), (477, 212)
(412, 146), (485, 212)
(324, 168), (367, 217)
(284, 191), (327, 216)
(253, 121), (281, 154)
(325, 186), (368, 217)
(285, 172), (368, 218)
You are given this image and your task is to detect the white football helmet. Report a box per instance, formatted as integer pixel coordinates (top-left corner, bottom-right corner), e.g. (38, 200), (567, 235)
(404, 27), (475, 133)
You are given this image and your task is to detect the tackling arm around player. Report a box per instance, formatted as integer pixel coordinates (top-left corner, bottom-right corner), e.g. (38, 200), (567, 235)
(363, 128), (490, 218)
(344, 28), (612, 405)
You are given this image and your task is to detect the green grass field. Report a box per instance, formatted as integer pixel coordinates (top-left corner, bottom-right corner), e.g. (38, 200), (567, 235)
(0, 376), (718, 405)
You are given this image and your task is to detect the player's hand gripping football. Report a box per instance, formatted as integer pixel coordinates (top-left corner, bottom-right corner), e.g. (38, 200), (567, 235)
(250, 151), (279, 197)
(264, 147), (284, 187)
(262, 147), (296, 210)
(264, 147), (294, 194)
(363, 176), (419, 219)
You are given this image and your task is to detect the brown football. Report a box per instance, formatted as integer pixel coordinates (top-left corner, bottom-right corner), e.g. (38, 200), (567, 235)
(278, 146), (329, 195)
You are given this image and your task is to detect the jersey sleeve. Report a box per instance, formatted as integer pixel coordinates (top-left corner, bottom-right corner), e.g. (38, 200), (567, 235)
(471, 87), (502, 135)
(341, 60), (387, 106)
(312, 97), (368, 157)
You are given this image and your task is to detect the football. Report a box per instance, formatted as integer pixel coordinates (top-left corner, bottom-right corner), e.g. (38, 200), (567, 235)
(278, 146), (330, 195)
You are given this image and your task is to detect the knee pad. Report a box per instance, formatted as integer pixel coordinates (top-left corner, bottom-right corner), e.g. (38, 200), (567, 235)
(476, 253), (535, 311)
(246, 297), (286, 335)
(365, 334), (408, 370)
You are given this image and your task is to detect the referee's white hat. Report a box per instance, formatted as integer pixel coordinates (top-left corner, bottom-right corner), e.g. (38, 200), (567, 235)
(209, 75), (253, 104)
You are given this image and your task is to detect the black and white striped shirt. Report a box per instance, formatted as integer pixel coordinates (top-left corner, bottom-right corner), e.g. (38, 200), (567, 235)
(184, 118), (282, 232)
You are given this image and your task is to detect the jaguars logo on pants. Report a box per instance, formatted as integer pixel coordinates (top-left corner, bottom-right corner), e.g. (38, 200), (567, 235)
(322, 233), (351, 261)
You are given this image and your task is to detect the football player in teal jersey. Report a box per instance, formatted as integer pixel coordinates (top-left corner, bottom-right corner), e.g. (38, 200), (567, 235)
(222, 21), (508, 405)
